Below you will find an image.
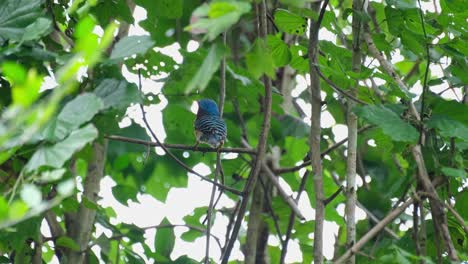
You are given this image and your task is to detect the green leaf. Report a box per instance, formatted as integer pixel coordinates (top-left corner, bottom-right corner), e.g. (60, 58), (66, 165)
(173, 255), (199, 264)
(274, 9), (308, 35)
(125, 50), (177, 78)
(246, 38), (276, 79)
(26, 124), (99, 172)
(441, 167), (466, 179)
(112, 185), (139, 206)
(426, 115), (468, 142)
(186, 2), (251, 41)
(94, 79), (140, 110)
(354, 105), (419, 143)
(267, 35), (291, 67)
(289, 44), (309, 73)
(39, 93), (104, 141)
(110, 35), (155, 60)
(185, 43), (226, 93)
(154, 218), (175, 258)
(92, 0), (134, 27)
(56, 236), (80, 251)
(0, 0), (43, 42)
(21, 17), (52, 41)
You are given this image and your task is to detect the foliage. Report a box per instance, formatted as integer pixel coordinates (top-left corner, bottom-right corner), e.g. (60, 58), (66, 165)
(0, 0), (466, 263)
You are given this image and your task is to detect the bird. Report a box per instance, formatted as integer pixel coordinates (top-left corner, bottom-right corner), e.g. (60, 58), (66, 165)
(194, 99), (227, 150)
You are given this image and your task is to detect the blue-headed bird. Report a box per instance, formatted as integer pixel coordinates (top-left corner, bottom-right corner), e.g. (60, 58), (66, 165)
(194, 99), (227, 150)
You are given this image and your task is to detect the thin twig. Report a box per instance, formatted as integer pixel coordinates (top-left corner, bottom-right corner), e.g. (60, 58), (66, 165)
(315, 67), (368, 105)
(205, 155), (221, 264)
(324, 186), (344, 206)
(258, 176), (283, 244)
(280, 170), (310, 264)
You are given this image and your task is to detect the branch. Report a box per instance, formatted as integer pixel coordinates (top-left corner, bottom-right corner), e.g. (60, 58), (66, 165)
(105, 135), (256, 155)
(324, 185), (344, 206)
(221, 1), (273, 262)
(330, 173), (399, 240)
(309, 0), (328, 262)
(417, 0), (431, 144)
(206, 37), (228, 262)
(205, 154), (221, 264)
(335, 197), (414, 263)
(345, 0), (363, 262)
(45, 211), (65, 260)
(316, 67), (368, 105)
(258, 176), (283, 243)
(262, 163), (305, 219)
(66, 142), (107, 263)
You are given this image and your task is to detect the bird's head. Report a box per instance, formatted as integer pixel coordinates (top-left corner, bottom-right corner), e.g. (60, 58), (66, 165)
(197, 99), (220, 117)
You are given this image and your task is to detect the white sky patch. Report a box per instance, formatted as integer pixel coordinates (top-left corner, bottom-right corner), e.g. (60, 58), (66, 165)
(187, 40), (200, 52)
(332, 124), (348, 143)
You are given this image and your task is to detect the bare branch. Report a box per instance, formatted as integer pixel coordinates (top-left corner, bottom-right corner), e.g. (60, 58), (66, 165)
(344, 0), (363, 262)
(205, 154), (221, 263)
(262, 164), (305, 219)
(324, 186), (344, 206)
(66, 142), (107, 263)
(335, 197), (414, 263)
(308, 0), (328, 262)
(280, 170), (310, 264)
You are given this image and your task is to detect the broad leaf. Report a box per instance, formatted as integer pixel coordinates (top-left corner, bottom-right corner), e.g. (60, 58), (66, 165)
(267, 35), (291, 67)
(354, 105), (419, 143)
(110, 35), (155, 60)
(274, 9), (308, 35)
(26, 124), (98, 172)
(94, 79), (140, 110)
(246, 38), (276, 79)
(154, 218), (175, 259)
(0, 0), (43, 42)
(40, 93), (103, 141)
(426, 115), (468, 142)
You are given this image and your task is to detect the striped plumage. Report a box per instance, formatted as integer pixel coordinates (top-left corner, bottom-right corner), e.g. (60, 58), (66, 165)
(194, 99), (227, 148)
